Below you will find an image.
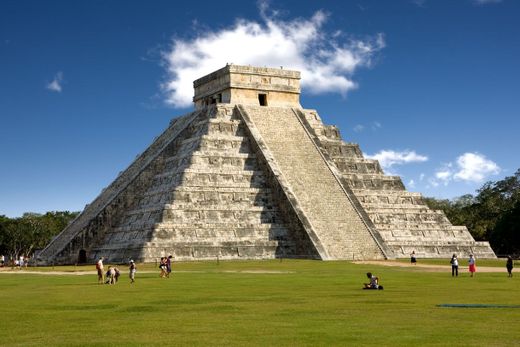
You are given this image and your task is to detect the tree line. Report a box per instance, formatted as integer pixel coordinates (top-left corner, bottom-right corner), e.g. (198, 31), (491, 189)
(424, 169), (520, 257)
(0, 211), (79, 262)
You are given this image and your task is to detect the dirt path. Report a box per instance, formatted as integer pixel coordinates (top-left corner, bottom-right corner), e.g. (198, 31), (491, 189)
(353, 260), (507, 273)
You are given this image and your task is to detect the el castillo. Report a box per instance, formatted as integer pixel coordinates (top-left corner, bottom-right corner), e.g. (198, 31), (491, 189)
(36, 65), (496, 265)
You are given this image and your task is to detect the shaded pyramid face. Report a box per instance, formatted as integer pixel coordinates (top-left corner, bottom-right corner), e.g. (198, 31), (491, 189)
(39, 105), (320, 264)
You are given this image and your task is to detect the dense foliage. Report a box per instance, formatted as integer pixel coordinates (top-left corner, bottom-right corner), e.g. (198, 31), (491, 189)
(0, 211), (79, 260)
(424, 169), (520, 256)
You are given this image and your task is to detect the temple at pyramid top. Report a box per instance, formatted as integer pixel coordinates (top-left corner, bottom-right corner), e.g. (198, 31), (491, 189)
(193, 64), (301, 108)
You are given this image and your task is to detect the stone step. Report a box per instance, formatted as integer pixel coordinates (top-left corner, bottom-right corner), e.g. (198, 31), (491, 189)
(240, 105), (386, 260)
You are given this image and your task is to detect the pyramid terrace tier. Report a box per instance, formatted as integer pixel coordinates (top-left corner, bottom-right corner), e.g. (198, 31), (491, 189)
(385, 240), (497, 258)
(137, 187), (276, 210)
(342, 174), (406, 191)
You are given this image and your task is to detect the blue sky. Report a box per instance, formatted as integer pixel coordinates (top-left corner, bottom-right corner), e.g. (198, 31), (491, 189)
(1, 0), (519, 217)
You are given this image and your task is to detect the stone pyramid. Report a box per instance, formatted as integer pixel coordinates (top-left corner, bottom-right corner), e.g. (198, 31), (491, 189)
(37, 65), (495, 265)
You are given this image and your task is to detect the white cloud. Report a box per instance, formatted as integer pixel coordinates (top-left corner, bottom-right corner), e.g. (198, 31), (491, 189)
(371, 121), (382, 130)
(365, 150), (428, 170)
(161, 5), (385, 107)
(353, 124), (364, 132)
(472, 0), (502, 5)
(434, 163), (453, 186)
(453, 152), (500, 182)
(429, 152), (500, 187)
(408, 179), (416, 188)
(411, 0), (427, 7)
(46, 72), (63, 92)
(419, 173), (425, 181)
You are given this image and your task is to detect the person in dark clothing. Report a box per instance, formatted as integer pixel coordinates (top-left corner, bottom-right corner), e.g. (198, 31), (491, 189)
(450, 254), (459, 277)
(506, 256), (513, 277)
(166, 255), (173, 278)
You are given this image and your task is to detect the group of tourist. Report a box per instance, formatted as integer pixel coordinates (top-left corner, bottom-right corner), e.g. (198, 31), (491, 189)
(96, 257), (135, 284)
(159, 255), (173, 278)
(0, 255), (30, 268)
(95, 255), (175, 284)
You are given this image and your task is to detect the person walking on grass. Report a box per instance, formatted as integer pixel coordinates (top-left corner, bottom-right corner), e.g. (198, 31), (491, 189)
(468, 254), (476, 277)
(410, 251), (417, 265)
(506, 256), (513, 277)
(159, 257), (167, 278)
(96, 257), (104, 284)
(166, 255), (173, 278)
(450, 254), (459, 277)
(129, 260), (136, 283)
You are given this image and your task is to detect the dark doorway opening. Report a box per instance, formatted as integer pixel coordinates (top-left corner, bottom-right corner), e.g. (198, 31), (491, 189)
(78, 249), (87, 264)
(258, 93), (268, 106)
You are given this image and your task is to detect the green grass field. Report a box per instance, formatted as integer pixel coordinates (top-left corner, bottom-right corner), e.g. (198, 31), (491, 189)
(1, 260), (518, 346)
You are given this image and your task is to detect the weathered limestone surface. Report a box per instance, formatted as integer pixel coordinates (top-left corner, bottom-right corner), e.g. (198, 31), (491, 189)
(238, 105), (387, 260)
(39, 104), (318, 264)
(38, 64), (495, 265)
(297, 109), (495, 259)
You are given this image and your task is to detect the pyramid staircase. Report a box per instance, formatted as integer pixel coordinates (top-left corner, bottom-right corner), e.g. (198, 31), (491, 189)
(297, 109), (495, 258)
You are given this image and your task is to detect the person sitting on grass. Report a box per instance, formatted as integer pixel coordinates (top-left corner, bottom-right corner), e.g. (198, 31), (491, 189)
(363, 272), (383, 290)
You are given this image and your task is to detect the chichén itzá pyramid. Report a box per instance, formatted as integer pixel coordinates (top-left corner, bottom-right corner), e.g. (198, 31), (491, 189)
(37, 65), (496, 264)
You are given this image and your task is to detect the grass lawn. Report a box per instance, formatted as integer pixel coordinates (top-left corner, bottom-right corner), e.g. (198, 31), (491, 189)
(0, 260), (518, 346)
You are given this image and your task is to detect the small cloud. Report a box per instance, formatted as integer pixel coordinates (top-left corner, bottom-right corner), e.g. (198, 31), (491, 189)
(46, 72), (64, 93)
(434, 163), (453, 186)
(411, 0), (427, 7)
(472, 0), (502, 5)
(353, 124), (365, 132)
(428, 152), (500, 188)
(161, 4), (385, 107)
(371, 121), (382, 131)
(366, 149), (428, 170)
(408, 179), (416, 188)
(428, 177), (440, 188)
(453, 152), (500, 182)
(419, 173), (425, 181)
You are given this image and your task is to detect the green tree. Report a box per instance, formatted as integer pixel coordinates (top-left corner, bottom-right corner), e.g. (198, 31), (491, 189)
(0, 211), (79, 260)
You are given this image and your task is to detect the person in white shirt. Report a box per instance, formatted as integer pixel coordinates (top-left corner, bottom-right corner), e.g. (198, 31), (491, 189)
(450, 254), (459, 277)
(96, 257), (104, 284)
